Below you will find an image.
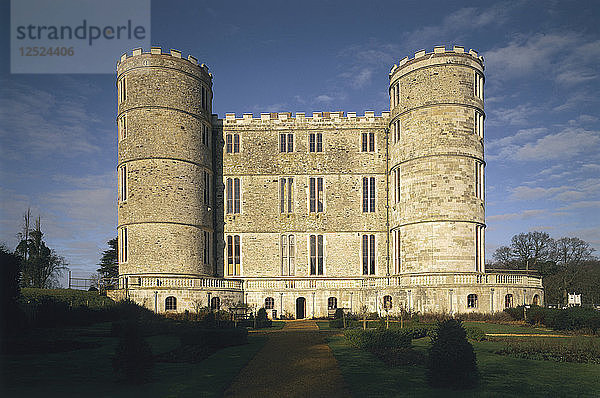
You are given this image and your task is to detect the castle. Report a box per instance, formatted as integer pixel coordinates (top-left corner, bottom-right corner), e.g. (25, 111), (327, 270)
(110, 45), (544, 318)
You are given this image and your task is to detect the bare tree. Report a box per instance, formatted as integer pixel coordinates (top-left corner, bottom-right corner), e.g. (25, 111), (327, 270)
(553, 237), (595, 304)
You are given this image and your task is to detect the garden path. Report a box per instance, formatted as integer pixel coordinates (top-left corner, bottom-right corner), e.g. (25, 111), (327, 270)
(223, 320), (350, 398)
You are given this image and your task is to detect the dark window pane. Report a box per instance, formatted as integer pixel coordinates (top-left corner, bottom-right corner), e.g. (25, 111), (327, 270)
(309, 178), (316, 212)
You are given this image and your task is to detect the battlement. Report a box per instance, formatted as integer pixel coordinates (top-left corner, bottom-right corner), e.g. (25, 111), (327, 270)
(389, 45), (484, 76)
(117, 47), (211, 75)
(215, 111), (390, 125)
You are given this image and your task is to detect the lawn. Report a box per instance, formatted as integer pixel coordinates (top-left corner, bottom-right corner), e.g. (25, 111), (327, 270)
(328, 323), (600, 397)
(1, 322), (268, 398)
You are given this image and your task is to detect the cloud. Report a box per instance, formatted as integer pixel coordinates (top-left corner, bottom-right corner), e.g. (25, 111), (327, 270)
(485, 33), (600, 85)
(315, 94), (334, 103)
(487, 209), (546, 221)
(509, 178), (600, 202)
(487, 127), (600, 162)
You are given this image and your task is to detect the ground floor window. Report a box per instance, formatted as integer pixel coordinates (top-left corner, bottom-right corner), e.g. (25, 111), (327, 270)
(328, 297), (337, 310)
(505, 294), (513, 308)
(467, 294), (478, 308)
(533, 294), (540, 306)
(265, 297), (274, 310)
(211, 296), (220, 310)
(383, 295), (392, 310)
(165, 296), (177, 311)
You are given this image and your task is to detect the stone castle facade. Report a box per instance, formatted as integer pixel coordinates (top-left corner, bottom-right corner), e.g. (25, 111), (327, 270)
(110, 45), (543, 318)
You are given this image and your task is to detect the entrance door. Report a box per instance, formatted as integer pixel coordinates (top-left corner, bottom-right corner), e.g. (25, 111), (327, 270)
(296, 297), (306, 319)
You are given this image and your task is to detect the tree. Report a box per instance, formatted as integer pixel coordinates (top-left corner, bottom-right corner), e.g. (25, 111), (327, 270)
(16, 211), (67, 288)
(553, 237), (595, 305)
(492, 231), (555, 270)
(0, 244), (22, 336)
(98, 237), (118, 278)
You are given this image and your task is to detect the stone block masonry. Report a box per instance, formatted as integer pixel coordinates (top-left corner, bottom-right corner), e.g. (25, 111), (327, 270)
(108, 46), (543, 317)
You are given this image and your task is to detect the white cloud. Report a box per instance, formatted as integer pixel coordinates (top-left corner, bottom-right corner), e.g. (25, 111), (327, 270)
(315, 94), (334, 103)
(487, 209), (546, 221)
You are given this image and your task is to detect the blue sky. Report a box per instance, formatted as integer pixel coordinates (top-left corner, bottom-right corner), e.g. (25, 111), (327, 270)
(1, 0), (599, 283)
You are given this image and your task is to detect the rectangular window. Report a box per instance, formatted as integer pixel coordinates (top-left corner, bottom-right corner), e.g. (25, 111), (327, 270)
(361, 132), (375, 152)
(118, 77), (127, 104)
(226, 177), (241, 214)
(280, 177), (293, 213)
(393, 167), (401, 203)
(226, 133), (240, 153)
(475, 161), (484, 200)
(362, 234), (376, 275)
(474, 72), (484, 100)
(203, 171), (210, 206)
(362, 177), (375, 212)
(280, 133), (294, 152)
(281, 234), (295, 276)
(227, 235), (241, 276)
(393, 230), (401, 274)
(119, 164), (127, 202)
(119, 227), (128, 263)
(118, 114), (127, 141)
(203, 231), (210, 266)
(309, 234), (324, 275)
(309, 132), (322, 152)
(475, 225), (484, 272)
(202, 124), (211, 146)
(475, 111), (484, 140)
(395, 120), (401, 143)
(309, 177), (323, 213)
(396, 83), (400, 106)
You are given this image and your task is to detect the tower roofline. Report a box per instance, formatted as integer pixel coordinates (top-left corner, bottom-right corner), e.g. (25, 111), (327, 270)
(389, 45), (484, 78)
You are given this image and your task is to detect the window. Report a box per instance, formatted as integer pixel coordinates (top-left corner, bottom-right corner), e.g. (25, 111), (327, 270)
(227, 235), (240, 276)
(119, 164), (127, 202)
(280, 177), (293, 213)
(393, 229), (401, 274)
(203, 171), (211, 206)
(281, 235), (295, 276)
(475, 225), (484, 272)
(467, 294), (478, 308)
(309, 132), (322, 152)
(279, 133), (294, 152)
(475, 111), (484, 140)
(362, 234), (375, 275)
(533, 294), (540, 306)
(165, 296), (177, 311)
(226, 133), (240, 153)
(505, 294), (514, 308)
(383, 295), (393, 310)
(393, 120), (401, 143)
(226, 178), (240, 214)
(265, 297), (275, 310)
(361, 132), (375, 152)
(118, 114), (127, 141)
(391, 82), (400, 108)
(309, 177), (324, 213)
(203, 231), (210, 266)
(393, 168), (401, 203)
(118, 77), (127, 104)
(309, 234), (324, 275)
(202, 124), (210, 146)
(474, 72), (484, 100)
(328, 297), (337, 310)
(119, 227), (128, 263)
(475, 161), (484, 200)
(201, 86), (210, 111)
(362, 177), (375, 212)
(211, 296), (220, 310)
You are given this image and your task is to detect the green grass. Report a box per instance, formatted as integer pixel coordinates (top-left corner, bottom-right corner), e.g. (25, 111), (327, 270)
(20, 288), (115, 307)
(270, 321), (286, 330)
(329, 330), (600, 397)
(1, 323), (267, 398)
(462, 321), (563, 335)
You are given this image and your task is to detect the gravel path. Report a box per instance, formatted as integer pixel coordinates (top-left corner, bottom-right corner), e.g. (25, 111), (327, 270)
(223, 320), (350, 398)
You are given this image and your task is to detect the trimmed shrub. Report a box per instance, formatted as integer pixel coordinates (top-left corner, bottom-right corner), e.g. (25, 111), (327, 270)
(465, 326), (487, 341)
(345, 328), (411, 351)
(427, 319), (479, 389)
(112, 321), (154, 384)
(504, 306), (524, 321)
(496, 337), (600, 364)
(256, 307), (272, 328)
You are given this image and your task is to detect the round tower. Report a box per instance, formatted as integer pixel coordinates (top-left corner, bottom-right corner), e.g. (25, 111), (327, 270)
(388, 46), (485, 276)
(116, 47), (214, 281)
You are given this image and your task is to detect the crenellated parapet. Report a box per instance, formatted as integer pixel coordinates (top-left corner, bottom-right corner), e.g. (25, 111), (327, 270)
(117, 47), (211, 74)
(389, 45), (484, 77)
(216, 110), (390, 126)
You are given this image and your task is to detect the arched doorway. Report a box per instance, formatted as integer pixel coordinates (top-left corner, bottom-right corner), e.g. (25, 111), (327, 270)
(296, 297), (306, 319)
(532, 294), (540, 306)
